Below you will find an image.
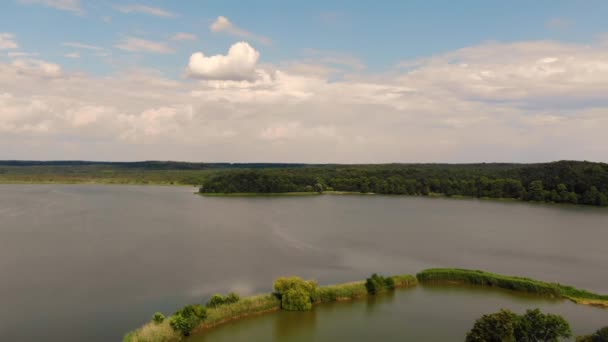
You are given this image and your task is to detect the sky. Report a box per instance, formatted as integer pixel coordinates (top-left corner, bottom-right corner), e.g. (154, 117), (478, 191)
(1, 0), (608, 163)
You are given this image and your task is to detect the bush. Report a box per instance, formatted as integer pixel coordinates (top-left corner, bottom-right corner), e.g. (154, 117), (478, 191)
(169, 304), (207, 336)
(207, 292), (241, 308)
(466, 308), (571, 342)
(226, 292), (240, 304)
(206, 294), (227, 308)
(273, 276), (317, 311)
(576, 326), (608, 342)
(365, 273), (395, 295)
(152, 312), (165, 324)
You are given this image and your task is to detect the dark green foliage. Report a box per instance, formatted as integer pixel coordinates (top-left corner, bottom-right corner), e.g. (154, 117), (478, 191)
(515, 309), (571, 341)
(169, 314), (198, 336)
(152, 312), (164, 324)
(273, 276), (317, 311)
(365, 273), (395, 295)
(206, 292), (241, 308)
(170, 304), (207, 336)
(197, 161), (608, 207)
(576, 327), (608, 342)
(466, 309), (518, 342)
(466, 309), (571, 342)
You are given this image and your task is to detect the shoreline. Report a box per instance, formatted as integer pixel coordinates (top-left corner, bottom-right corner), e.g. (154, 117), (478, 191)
(124, 269), (607, 342)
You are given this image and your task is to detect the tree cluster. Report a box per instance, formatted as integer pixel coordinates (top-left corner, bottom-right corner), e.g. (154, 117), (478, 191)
(199, 161), (608, 206)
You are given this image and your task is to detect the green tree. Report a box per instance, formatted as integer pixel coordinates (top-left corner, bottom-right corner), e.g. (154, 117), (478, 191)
(365, 273), (395, 295)
(466, 309), (571, 342)
(576, 326), (608, 342)
(273, 276), (317, 311)
(466, 309), (518, 342)
(515, 308), (571, 342)
(528, 180), (545, 202)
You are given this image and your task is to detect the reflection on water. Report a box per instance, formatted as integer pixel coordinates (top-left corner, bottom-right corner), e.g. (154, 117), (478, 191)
(190, 286), (608, 342)
(1, 185), (608, 341)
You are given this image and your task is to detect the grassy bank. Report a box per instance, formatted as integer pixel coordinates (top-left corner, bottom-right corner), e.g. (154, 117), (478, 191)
(416, 268), (608, 306)
(124, 270), (607, 341)
(124, 274), (417, 342)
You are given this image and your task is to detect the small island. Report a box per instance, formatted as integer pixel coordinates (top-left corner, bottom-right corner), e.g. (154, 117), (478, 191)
(124, 268), (608, 342)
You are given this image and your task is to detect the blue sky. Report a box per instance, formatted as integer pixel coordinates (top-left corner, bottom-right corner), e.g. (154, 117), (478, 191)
(3, 0), (607, 76)
(1, 1), (607, 162)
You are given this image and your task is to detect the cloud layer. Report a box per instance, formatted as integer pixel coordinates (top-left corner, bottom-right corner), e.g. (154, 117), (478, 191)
(1, 38), (608, 162)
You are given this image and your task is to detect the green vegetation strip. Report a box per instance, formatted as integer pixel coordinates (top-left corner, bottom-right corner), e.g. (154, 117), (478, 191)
(124, 270), (607, 342)
(416, 268), (608, 305)
(123, 275), (416, 342)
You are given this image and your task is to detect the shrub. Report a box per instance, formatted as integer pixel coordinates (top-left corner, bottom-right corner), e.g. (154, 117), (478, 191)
(206, 294), (226, 308)
(152, 312), (165, 324)
(169, 314), (198, 336)
(365, 273), (395, 295)
(466, 308), (571, 342)
(466, 309), (518, 342)
(207, 292), (241, 308)
(170, 304), (207, 336)
(226, 292), (240, 304)
(273, 276), (317, 311)
(576, 326), (608, 342)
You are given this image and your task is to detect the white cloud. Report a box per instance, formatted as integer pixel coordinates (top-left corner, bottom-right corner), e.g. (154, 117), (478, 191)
(18, 0), (83, 14)
(210, 16), (271, 45)
(171, 33), (197, 41)
(114, 4), (176, 18)
(186, 42), (260, 81)
(63, 42), (104, 51)
(64, 52), (80, 58)
(1, 38), (608, 162)
(115, 37), (174, 54)
(0, 33), (18, 50)
(11, 59), (63, 78)
(7, 51), (37, 58)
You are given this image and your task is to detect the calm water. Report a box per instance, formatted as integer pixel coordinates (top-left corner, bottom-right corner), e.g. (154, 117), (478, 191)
(0, 185), (607, 341)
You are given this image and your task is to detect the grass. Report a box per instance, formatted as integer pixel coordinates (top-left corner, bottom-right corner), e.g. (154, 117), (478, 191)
(124, 274), (417, 342)
(123, 320), (180, 342)
(197, 294), (280, 329)
(416, 268), (608, 306)
(124, 270), (607, 341)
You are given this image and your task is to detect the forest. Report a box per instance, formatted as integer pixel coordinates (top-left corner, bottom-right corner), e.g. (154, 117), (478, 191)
(199, 161), (608, 206)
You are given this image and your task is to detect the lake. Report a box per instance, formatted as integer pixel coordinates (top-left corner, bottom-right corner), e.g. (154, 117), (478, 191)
(1, 184), (607, 341)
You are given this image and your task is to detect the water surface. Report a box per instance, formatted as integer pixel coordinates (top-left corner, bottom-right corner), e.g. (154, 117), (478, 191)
(0, 185), (607, 341)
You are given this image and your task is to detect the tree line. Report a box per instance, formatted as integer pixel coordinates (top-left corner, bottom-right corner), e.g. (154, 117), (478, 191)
(199, 161), (608, 206)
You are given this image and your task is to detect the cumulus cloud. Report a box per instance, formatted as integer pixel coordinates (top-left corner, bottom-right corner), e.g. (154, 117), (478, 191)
(186, 42), (260, 81)
(171, 33), (197, 41)
(0, 33), (18, 50)
(114, 4), (176, 18)
(210, 16), (271, 45)
(2, 38), (608, 162)
(115, 37), (174, 54)
(18, 0), (83, 14)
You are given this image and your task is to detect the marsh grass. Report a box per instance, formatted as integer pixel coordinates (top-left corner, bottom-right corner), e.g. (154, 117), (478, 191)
(416, 268), (608, 305)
